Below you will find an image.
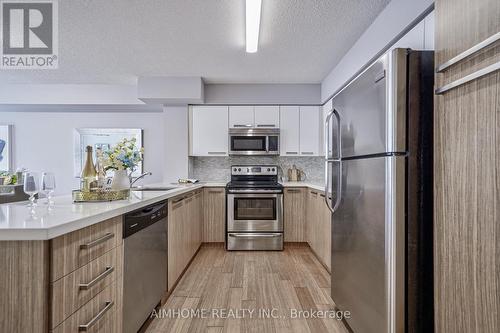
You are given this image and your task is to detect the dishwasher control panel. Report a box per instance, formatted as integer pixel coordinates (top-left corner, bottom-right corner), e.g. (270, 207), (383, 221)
(123, 200), (168, 238)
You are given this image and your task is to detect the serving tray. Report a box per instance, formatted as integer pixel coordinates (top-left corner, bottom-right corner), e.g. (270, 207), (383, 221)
(72, 189), (130, 202)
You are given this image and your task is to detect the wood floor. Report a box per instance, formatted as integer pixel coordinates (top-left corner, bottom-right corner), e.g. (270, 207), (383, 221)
(146, 244), (348, 333)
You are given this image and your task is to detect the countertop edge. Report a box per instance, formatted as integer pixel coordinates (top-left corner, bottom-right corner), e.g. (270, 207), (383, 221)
(0, 182), (324, 241)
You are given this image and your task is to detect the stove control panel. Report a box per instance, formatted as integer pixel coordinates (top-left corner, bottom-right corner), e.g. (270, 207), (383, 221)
(231, 165), (278, 176)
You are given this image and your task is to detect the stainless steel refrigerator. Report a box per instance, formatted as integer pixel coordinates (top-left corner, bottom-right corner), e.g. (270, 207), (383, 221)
(324, 48), (434, 333)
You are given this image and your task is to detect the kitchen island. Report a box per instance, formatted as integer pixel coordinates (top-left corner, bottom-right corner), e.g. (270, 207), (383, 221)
(0, 182), (225, 333)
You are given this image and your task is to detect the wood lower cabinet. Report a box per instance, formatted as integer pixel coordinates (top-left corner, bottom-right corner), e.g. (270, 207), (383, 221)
(0, 217), (124, 333)
(202, 187), (225, 242)
(434, 0), (500, 331)
(168, 189), (203, 291)
(284, 187), (307, 242)
(0, 241), (50, 333)
(306, 189), (331, 272)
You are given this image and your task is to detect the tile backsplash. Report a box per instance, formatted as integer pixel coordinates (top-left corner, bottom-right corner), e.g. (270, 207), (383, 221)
(188, 156), (325, 183)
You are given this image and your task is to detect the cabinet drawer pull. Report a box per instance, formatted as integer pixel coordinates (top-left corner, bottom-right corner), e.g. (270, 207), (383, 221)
(257, 124), (276, 127)
(436, 32), (500, 72)
(208, 190), (223, 193)
(80, 233), (114, 249)
(172, 195), (186, 204)
(207, 152), (226, 155)
(435, 61), (500, 95)
(78, 301), (114, 331)
(286, 189), (302, 193)
(234, 124), (253, 127)
(310, 191), (318, 195)
(79, 266), (114, 290)
(301, 152), (314, 155)
(285, 151), (298, 155)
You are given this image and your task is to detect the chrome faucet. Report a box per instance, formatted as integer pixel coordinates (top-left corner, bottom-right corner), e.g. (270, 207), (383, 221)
(130, 172), (152, 187)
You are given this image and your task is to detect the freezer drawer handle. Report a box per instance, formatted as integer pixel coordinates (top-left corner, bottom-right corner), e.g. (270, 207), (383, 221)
(79, 266), (114, 290)
(80, 233), (114, 249)
(78, 301), (114, 331)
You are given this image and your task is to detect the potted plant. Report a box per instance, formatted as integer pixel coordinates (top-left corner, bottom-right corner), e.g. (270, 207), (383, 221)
(103, 138), (144, 190)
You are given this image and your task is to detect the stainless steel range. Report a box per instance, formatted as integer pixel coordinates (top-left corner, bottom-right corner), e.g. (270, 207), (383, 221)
(226, 165), (283, 251)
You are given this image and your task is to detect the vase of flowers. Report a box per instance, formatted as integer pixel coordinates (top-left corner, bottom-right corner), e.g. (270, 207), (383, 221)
(103, 138), (144, 190)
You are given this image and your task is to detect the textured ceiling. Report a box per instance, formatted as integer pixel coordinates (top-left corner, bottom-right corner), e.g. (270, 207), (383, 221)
(1, 0), (390, 84)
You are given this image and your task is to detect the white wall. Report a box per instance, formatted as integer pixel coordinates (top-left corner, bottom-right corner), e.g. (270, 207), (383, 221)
(0, 108), (189, 194)
(204, 84), (321, 105)
(321, 0), (434, 102)
(163, 105), (189, 184)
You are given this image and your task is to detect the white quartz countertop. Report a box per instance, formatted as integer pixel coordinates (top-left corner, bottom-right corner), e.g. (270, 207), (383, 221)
(0, 182), (225, 241)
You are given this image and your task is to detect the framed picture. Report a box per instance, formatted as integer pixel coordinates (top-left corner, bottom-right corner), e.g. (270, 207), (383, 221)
(74, 128), (143, 177)
(0, 125), (12, 172)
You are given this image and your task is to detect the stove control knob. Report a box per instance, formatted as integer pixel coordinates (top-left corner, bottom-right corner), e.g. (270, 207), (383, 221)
(233, 168), (237, 172)
(246, 168), (250, 172)
(267, 168), (270, 172)
(238, 168), (241, 171)
(272, 168), (275, 172)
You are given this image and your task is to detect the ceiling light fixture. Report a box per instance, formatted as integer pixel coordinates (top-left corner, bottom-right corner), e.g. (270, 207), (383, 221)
(246, 0), (262, 53)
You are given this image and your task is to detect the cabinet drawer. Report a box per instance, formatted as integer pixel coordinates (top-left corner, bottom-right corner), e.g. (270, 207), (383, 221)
(51, 279), (122, 333)
(51, 217), (122, 281)
(51, 246), (122, 328)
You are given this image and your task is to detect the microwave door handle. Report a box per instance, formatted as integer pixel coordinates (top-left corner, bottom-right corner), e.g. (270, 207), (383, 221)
(265, 135), (269, 153)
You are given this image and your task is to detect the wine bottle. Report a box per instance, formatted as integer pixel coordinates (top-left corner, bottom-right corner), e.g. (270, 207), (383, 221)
(81, 146), (98, 191)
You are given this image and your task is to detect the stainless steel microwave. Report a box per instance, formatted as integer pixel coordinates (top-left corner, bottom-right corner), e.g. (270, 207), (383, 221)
(228, 128), (280, 155)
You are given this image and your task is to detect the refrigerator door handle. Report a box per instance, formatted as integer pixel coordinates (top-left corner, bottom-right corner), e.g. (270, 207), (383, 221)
(325, 109), (334, 160)
(325, 160), (343, 214)
(325, 108), (342, 213)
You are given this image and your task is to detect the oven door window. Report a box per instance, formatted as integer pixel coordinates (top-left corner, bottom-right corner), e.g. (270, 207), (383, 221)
(231, 136), (266, 152)
(234, 197), (276, 220)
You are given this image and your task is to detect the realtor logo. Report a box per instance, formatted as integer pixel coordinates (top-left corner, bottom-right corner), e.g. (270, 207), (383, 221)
(0, 0), (58, 69)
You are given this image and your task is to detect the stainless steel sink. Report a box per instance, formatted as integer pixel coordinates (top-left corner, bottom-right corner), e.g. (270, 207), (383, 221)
(130, 186), (176, 191)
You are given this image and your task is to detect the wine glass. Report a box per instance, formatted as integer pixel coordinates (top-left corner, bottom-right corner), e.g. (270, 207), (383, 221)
(41, 172), (56, 205)
(23, 172), (40, 209)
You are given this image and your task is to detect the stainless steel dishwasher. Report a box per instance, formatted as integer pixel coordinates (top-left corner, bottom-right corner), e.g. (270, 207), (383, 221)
(123, 201), (167, 333)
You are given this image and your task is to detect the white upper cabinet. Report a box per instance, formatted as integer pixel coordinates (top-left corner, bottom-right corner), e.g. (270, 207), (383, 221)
(229, 106), (254, 128)
(190, 106), (228, 156)
(254, 106), (280, 128)
(280, 106), (300, 156)
(299, 106), (320, 156)
(229, 105), (280, 128)
(280, 105), (321, 156)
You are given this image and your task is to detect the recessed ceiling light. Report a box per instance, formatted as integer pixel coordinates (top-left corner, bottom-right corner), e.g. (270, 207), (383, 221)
(246, 0), (262, 53)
